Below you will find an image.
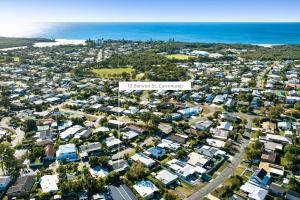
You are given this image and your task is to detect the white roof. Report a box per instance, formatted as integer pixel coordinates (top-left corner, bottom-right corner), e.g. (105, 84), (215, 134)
(133, 180), (158, 198)
(131, 153), (155, 167)
(40, 175), (59, 193)
(89, 166), (109, 178)
(60, 125), (82, 140)
(123, 131), (139, 140)
(105, 136), (121, 148)
(240, 182), (268, 200)
(56, 143), (77, 157)
(206, 138), (225, 148)
(217, 122), (233, 131)
(155, 170), (178, 185)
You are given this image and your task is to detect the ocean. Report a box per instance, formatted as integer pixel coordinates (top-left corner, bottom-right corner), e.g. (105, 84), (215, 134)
(1, 22), (300, 44)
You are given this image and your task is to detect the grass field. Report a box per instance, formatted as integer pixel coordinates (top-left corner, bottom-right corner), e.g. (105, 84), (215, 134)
(91, 67), (135, 77)
(166, 54), (196, 60)
(233, 167), (246, 176)
(176, 181), (208, 197)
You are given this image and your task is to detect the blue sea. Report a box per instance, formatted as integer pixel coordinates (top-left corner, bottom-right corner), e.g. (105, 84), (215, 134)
(1, 22), (300, 44)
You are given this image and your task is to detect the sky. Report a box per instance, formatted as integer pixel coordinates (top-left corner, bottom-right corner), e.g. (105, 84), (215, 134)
(0, 0), (299, 22)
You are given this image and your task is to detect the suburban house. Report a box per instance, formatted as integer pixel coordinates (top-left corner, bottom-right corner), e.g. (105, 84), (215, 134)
(197, 145), (226, 158)
(250, 168), (270, 186)
(133, 180), (158, 199)
(131, 153), (156, 168)
(278, 122), (291, 130)
(123, 131), (139, 140)
(240, 182), (268, 200)
(218, 113), (239, 122)
(56, 143), (78, 162)
(79, 142), (102, 158)
(89, 166), (109, 178)
(261, 150), (276, 163)
(167, 159), (196, 179)
(177, 106), (202, 117)
(168, 134), (188, 144)
(7, 175), (35, 197)
(0, 176), (11, 191)
(191, 120), (213, 131)
(286, 190), (300, 200)
(44, 144), (55, 161)
(106, 184), (137, 200)
(109, 159), (130, 173)
(217, 122), (233, 131)
(269, 183), (285, 196)
(40, 175), (59, 194)
(155, 170), (178, 186)
(144, 146), (166, 159)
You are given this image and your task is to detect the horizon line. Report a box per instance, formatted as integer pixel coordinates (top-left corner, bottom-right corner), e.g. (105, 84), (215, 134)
(2, 21), (300, 23)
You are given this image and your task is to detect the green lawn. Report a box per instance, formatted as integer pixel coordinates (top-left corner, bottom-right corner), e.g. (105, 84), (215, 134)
(233, 167), (246, 176)
(176, 181), (208, 197)
(211, 187), (226, 198)
(217, 160), (230, 173)
(86, 116), (97, 121)
(91, 67), (135, 78)
(223, 178), (233, 186)
(251, 133), (258, 139)
(245, 171), (253, 176)
(166, 54), (196, 60)
(276, 157), (288, 166)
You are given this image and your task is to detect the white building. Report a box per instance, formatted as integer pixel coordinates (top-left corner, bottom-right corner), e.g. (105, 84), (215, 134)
(40, 175), (59, 193)
(131, 153), (156, 168)
(133, 180), (158, 199)
(56, 143), (78, 162)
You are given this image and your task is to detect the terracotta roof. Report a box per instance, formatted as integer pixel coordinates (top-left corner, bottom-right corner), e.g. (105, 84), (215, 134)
(45, 144), (54, 157)
(128, 125), (146, 133)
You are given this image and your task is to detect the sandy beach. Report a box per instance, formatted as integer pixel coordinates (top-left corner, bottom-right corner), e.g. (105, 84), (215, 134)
(33, 39), (86, 47)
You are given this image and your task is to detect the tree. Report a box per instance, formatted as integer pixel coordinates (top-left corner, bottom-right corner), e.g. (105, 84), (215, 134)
(72, 163), (79, 172)
(98, 155), (109, 167)
(140, 112), (151, 127)
(128, 162), (146, 181)
(176, 149), (188, 159)
(135, 145), (143, 153)
(268, 105), (285, 119)
(105, 171), (120, 184)
(295, 102), (300, 111)
(99, 117), (108, 126)
(35, 104), (43, 112)
(33, 147), (45, 157)
(23, 119), (36, 132)
(151, 114), (161, 126)
(89, 156), (99, 168)
(56, 162), (66, 174)
(163, 193), (177, 200)
(0, 96), (11, 109)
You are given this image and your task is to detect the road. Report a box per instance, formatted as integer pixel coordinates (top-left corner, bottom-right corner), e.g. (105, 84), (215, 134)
(186, 113), (254, 200)
(0, 117), (25, 147)
(256, 66), (271, 89)
(96, 49), (102, 62)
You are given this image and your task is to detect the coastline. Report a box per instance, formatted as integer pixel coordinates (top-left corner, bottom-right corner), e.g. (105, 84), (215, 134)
(0, 39), (86, 50)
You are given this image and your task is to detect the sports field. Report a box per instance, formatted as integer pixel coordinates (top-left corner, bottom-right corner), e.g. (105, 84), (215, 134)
(166, 54), (195, 60)
(91, 67), (134, 77)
